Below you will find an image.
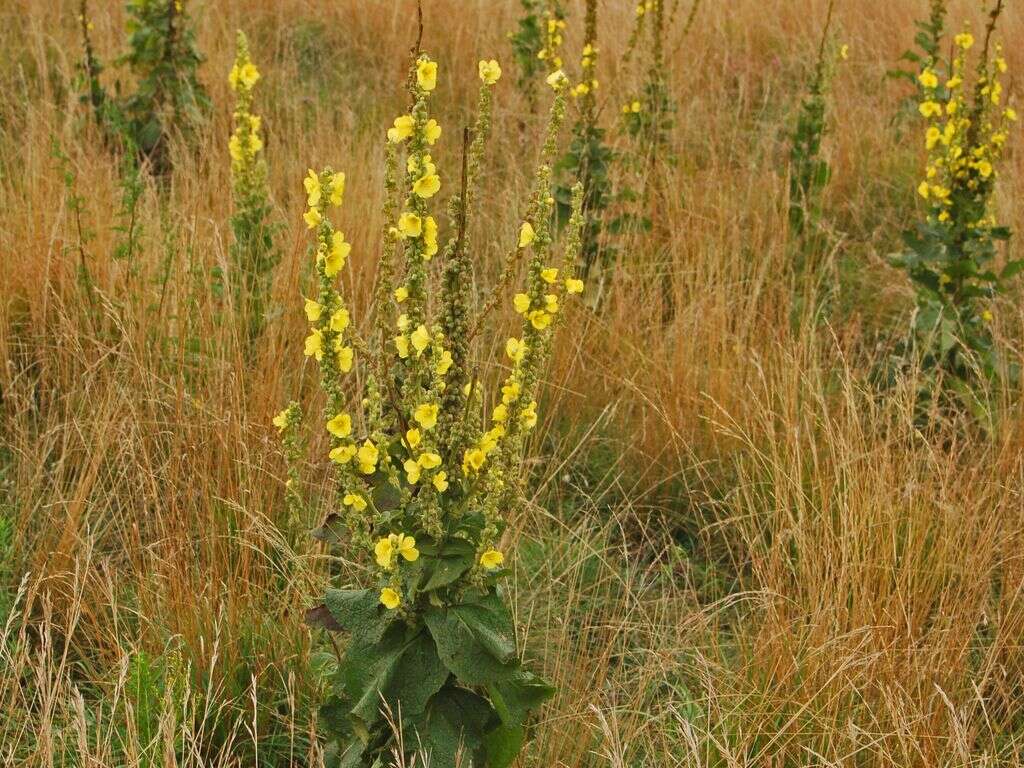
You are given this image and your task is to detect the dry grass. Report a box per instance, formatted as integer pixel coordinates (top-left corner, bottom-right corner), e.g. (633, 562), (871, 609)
(2, 0), (1024, 766)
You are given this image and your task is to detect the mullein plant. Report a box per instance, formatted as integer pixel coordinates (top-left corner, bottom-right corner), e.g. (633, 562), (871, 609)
(75, 0), (208, 174)
(621, 0), (675, 164)
(787, 1), (846, 253)
(508, 0), (565, 112)
(555, 0), (615, 283)
(282, 50), (585, 767)
(891, 13), (1020, 413)
(227, 32), (277, 342)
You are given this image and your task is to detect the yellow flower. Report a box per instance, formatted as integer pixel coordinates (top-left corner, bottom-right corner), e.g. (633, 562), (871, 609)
(414, 402), (439, 430)
(336, 344), (354, 372)
(918, 69), (938, 89)
(976, 160), (993, 178)
(518, 222), (536, 248)
(917, 181), (930, 199)
(326, 412), (352, 438)
(303, 208), (322, 229)
(418, 452), (441, 470)
(324, 232), (350, 277)
(413, 173), (441, 198)
(425, 119), (442, 145)
(435, 349), (453, 375)
(954, 32), (974, 50)
(272, 409), (289, 431)
(228, 136), (243, 163)
(982, 309), (993, 323)
(417, 58), (438, 91)
(396, 533), (419, 561)
(506, 337), (526, 362)
(919, 101), (942, 118)
(330, 308), (350, 332)
(546, 69), (567, 88)
(480, 549), (504, 570)
(529, 309), (552, 330)
(424, 216), (439, 258)
(631, 100), (641, 113)
(1006, 108), (1018, 122)
(304, 169), (322, 207)
(432, 471), (449, 492)
(304, 329), (324, 360)
(329, 172), (345, 206)
(513, 293), (531, 314)
(411, 324), (432, 355)
(375, 537), (394, 568)
(357, 440), (379, 474)
(463, 448), (486, 473)
(397, 313), (410, 332)
(395, 285), (409, 303)
(839, 44), (849, 60)
(406, 428), (421, 448)
(330, 444), (357, 464)
(239, 62), (259, 89)
(540, 268), (558, 284)
(398, 212), (423, 238)
(521, 401), (538, 430)
(395, 335), (410, 358)
(501, 380), (520, 404)
(544, 294), (559, 314)
(344, 492), (367, 511)
(565, 277), (584, 294)
(479, 59), (502, 85)
(304, 299), (323, 322)
(404, 457), (422, 483)
(380, 587), (400, 609)
(492, 403), (508, 422)
(388, 115), (415, 143)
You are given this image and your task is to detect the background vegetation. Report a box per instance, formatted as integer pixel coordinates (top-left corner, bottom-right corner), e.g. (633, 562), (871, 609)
(1, 0), (1023, 766)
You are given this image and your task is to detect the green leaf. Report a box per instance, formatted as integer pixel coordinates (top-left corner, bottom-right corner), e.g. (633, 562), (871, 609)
(411, 686), (494, 768)
(337, 624), (449, 731)
(324, 589), (391, 643)
(372, 481), (402, 512)
(424, 591), (516, 685)
(419, 545), (475, 592)
(311, 513), (346, 544)
(483, 724), (525, 768)
(487, 667), (555, 728)
(1001, 260), (1024, 280)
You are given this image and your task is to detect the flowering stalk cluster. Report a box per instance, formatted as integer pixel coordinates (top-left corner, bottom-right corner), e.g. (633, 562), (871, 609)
(893, 22), (1019, 398)
(537, 1), (567, 76)
(284, 52), (584, 768)
(228, 32), (276, 341)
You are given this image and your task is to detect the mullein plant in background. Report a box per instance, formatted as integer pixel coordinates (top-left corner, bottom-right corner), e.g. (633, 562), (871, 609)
(227, 32), (277, 343)
(621, 0), (676, 165)
(890, 6), (1019, 419)
(555, 0), (615, 286)
(508, 0), (566, 112)
(281, 47), (584, 766)
(76, 0), (208, 174)
(787, 0), (845, 261)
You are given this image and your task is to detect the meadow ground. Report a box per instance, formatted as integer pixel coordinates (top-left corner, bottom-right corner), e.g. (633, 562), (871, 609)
(2, 0), (1024, 766)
